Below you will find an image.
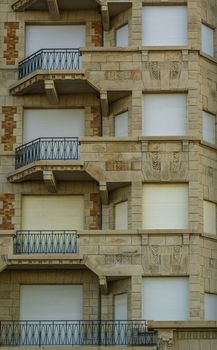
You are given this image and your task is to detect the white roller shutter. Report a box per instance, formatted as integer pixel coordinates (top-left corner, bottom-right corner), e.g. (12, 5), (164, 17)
(26, 25), (86, 56)
(202, 111), (216, 144)
(115, 294), (128, 320)
(115, 201), (128, 229)
(205, 293), (217, 320)
(116, 25), (128, 47)
(115, 111), (128, 136)
(142, 94), (187, 136)
(142, 6), (188, 46)
(202, 24), (214, 57)
(142, 184), (188, 229)
(143, 277), (189, 320)
(22, 195), (84, 230)
(20, 285), (83, 320)
(23, 109), (84, 143)
(203, 200), (217, 235)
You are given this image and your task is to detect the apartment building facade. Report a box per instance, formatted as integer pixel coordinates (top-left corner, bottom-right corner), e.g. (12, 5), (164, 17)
(0, 0), (217, 349)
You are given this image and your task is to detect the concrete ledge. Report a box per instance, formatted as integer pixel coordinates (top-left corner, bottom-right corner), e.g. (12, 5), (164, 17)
(148, 320), (217, 330)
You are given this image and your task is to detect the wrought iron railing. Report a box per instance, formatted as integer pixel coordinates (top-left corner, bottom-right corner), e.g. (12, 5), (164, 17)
(13, 230), (79, 254)
(18, 48), (81, 79)
(0, 320), (157, 347)
(15, 137), (79, 169)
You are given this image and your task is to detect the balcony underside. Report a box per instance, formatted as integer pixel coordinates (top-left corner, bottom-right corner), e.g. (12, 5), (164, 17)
(10, 71), (98, 97)
(12, 0), (132, 24)
(12, 0), (100, 11)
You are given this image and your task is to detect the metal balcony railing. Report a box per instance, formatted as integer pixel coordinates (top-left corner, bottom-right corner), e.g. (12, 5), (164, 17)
(15, 137), (79, 169)
(0, 320), (157, 347)
(13, 230), (79, 254)
(18, 48), (81, 79)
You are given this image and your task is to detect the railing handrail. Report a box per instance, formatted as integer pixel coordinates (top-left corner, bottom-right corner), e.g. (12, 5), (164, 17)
(18, 48), (81, 67)
(0, 320), (157, 346)
(15, 136), (79, 152)
(13, 230), (80, 255)
(15, 137), (80, 169)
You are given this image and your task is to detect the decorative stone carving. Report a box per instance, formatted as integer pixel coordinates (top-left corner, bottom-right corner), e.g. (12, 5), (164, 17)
(158, 331), (175, 350)
(105, 254), (132, 264)
(142, 152), (188, 181)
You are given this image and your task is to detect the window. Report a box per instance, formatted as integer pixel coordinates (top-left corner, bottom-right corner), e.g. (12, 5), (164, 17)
(142, 184), (188, 229)
(201, 24), (214, 57)
(203, 200), (217, 235)
(20, 285), (83, 320)
(142, 6), (188, 46)
(205, 293), (217, 320)
(116, 24), (128, 47)
(26, 25), (86, 56)
(115, 201), (128, 229)
(22, 195), (84, 230)
(202, 111), (216, 144)
(24, 109), (84, 143)
(115, 111), (128, 136)
(143, 277), (189, 320)
(142, 94), (187, 136)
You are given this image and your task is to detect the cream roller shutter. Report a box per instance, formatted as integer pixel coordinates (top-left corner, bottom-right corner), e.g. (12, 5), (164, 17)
(116, 25), (128, 47)
(26, 25), (86, 56)
(115, 201), (128, 229)
(142, 184), (188, 229)
(205, 293), (217, 320)
(115, 111), (128, 137)
(143, 277), (189, 320)
(22, 196), (84, 230)
(24, 109), (85, 143)
(20, 285), (83, 320)
(203, 200), (217, 235)
(115, 294), (128, 320)
(202, 111), (216, 144)
(142, 94), (187, 136)
(142, 6), (188, 46)
(202, 24), (214, 57)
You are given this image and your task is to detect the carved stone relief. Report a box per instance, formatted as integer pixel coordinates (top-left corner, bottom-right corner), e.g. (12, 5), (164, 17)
(142, 245), (189, 274)
(142, 152), (188, 181)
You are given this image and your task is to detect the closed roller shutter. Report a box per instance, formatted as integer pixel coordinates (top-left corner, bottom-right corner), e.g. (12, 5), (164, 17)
(203, 200), (217, 235)
(142, 184), (188, 229)
(24, 109), (84, 143)
(115, 201), (128, 229)
(142, 94), (187, 136)
(205, 293), (217, 320)
(115, 111), (128, 137)
(202, 24), (214, 57)
(20, 285), (83, 320)
(116, 25), (128, 47)
(26, 25), (86, 56)
(142, 6), (188, 46)
(22, 195), (84, 230)
(143, 277), (189, 320)
(202, 111), (216, 144)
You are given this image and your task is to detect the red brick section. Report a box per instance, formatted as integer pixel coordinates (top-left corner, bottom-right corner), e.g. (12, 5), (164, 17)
(91, 21), (102, 47)
(89, 193), (100, 229)
(91, 106), (100, 136)
(1, 107), (17, 151)
(4, 22), (19, 65)
(0, 194), (15, 230)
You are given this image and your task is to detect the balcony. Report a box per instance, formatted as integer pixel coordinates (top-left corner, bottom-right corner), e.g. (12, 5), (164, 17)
(15, 137), (79, 169)
(10, 49), (97, 97)
(18, 48), (81, 80)
(0, 320), (157, 347)
(13, 230), (79, 254)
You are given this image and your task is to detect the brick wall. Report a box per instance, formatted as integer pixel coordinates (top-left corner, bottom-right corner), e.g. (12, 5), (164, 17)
(4, 22), (19, 65)
(1, 107), (17, 151)
(91, 106), (101, 136)
(0, 194), (15, 230)
(91, 21), (102, 47)
(89, 193), (100, 229)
